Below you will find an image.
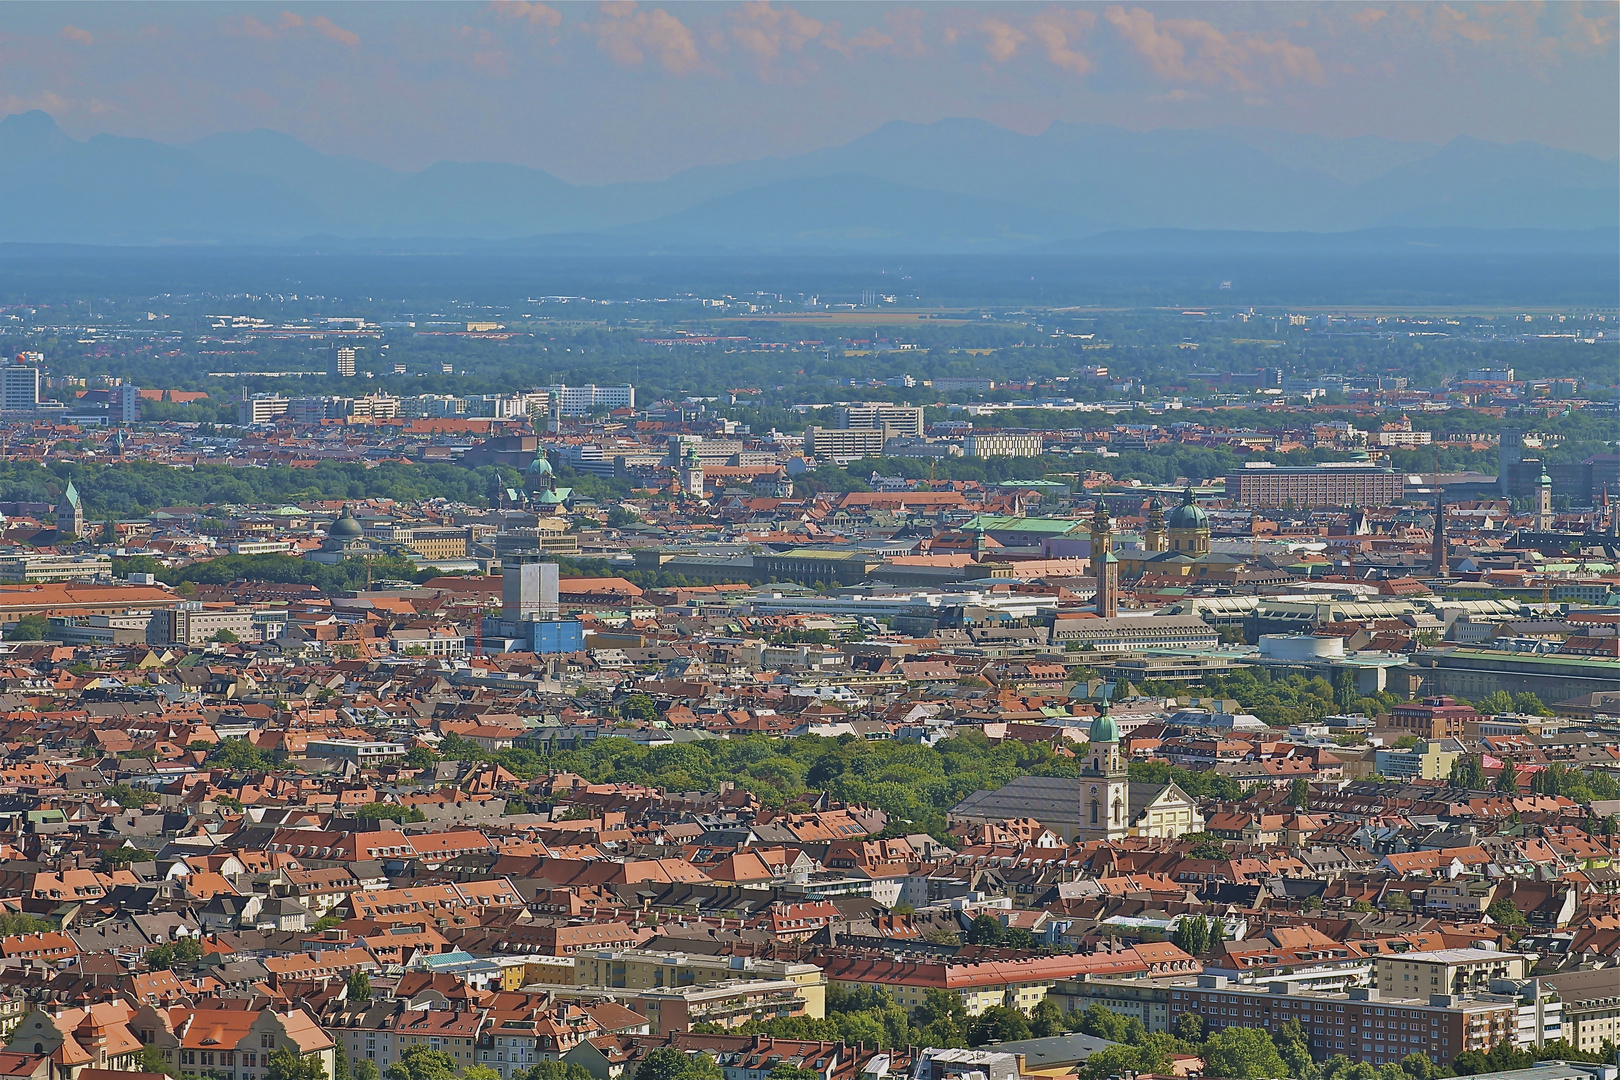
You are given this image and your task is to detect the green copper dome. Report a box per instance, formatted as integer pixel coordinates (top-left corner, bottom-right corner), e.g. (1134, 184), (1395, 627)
(1167, 486), (1208, 530)
(328, 505), (364, 539)
(1089, 712), (1120, 744)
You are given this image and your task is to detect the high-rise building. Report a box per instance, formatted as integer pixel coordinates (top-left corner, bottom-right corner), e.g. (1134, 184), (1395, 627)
(328, 346), (360, 378)
(1, 363), (41, 412)
(832, 404), (925, 438)
(542, 384), (635, 415)
(501, 560), (560, 621)
(116, 384), (142, 424)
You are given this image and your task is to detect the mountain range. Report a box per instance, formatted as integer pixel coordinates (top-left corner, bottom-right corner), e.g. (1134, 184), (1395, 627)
(0, 111), (1613, 252)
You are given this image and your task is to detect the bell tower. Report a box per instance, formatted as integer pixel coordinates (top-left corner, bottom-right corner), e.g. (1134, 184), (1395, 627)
(1078, 694), (1129, 842)
(1092, 499), (1118, 619)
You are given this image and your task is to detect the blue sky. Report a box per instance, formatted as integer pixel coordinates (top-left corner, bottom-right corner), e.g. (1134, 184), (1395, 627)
(3, 2), (1615, 183)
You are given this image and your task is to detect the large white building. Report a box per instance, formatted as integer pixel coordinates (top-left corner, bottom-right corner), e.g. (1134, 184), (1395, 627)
(544, 384), (635, 415)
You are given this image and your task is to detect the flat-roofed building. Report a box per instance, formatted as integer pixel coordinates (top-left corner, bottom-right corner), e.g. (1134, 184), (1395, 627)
(1374, 949), (1530, 997)
(570, 950), (825, 1020)
(1227, 465), (1404, 508)
(832, 404), (925, 438)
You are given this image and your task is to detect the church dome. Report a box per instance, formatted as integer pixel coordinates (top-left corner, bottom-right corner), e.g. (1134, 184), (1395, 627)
(527, 453), (554, 477)
(1167, 487), (1209, 530)
(1089, 712), (1120, 745)
(328, 505), (364, 539)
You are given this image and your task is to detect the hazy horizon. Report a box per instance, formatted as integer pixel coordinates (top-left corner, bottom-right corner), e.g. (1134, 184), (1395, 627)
(1, 1), (1614, 185)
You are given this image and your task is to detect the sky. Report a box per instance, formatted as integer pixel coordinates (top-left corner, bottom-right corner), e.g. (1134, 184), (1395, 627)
(1, 1), (1615, 184)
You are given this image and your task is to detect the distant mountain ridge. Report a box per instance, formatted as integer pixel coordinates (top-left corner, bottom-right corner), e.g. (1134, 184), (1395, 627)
(0, 111), (1613, 251)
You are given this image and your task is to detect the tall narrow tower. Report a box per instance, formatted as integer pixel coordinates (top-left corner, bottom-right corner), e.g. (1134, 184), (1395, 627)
(1431, 492), (1449, 578)
(1536, 468), (1554, 532)
(1143, 497), (1168, 553)
(1079, 694), (1129, 843)
(1092, 499), (1118, 619)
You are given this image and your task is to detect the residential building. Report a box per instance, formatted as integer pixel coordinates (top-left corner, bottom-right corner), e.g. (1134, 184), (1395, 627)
(805, 427), (887, 463)
(831, 405), (925, 438)
(965, 433), (1045, 458)
(1225, 465), (1404, 508)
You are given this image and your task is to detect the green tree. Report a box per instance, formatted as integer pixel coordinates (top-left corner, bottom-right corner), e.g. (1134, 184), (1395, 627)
(912, 988), (969, 1048)
(348, 970), (372, 1002)
(1333, 670), (1356, 711)
(967, 1005), (1032, 1047)
(1003, 926), (1038, 951)
(1273, 1019), (1316, 1080)
(353, 1061), (379, 1080)
(767, 1067), (821, 1080)
(1029, 998), (1065, 1038)
(1485, 897), (1527, 928)
(1173, 1012), (1206, 1042)
(211, 628), (240, 643)
(1512, 692), (1553, 717)
(1290, 776), (1311, 810)
(356, 802), (426, 823)
(207, 738), (273, 773)
(143, 1043), (178, 1078)
(1477, 690), (1516, 715)
(1204, 1027), (1290, 1079)
(966, 914), (1006, 946)
(620, 693), (659, 722)
(517, 1065), (593, 1080)
(1172, 915), (1210, 955)
(1384, 890), (1412, 911)
(267, 1048), (328, 1080)
(1184, 834), (1229, 860)
(105, 784), (160, 809)
(1449, 755), (1487, 790)
(5, 614), (47, 641)
(403, 747), (440, 770)
(384, 1047), (457, 1080)
(1495, 765), (1519, 794)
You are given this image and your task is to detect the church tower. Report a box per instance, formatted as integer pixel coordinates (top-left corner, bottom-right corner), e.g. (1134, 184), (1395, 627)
(1535, 468), (1554, 532)
(56, 478), (84, 541)
(1078, 698), (1130, 842)
(1091, 499), (1118, 619)
(1431, 492), (1449, 578)
(1143, 498), (1168, 553)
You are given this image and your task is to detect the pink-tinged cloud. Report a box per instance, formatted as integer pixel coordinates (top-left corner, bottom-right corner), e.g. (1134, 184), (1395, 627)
(592, 3), (704, 74)
(1030, 9), (1095, 75)
(61, 26), (95, 46)
(731, 1), (824, 64)
(1352, 8), (1389, 28)
(223, 15), (278, 41)
(490, 1), (562, 29)
(980, 18), (1026, 62)
(1104, 6), (1325, 91)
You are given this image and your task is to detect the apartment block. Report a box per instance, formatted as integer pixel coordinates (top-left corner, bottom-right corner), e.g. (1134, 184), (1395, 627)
(1167, 977), (1552, 1067)
(1226, 465), (1404, 508)
(1, 363), (40, 412)
(544, 384), (635, 415)
(1373, 949), (1529, 997)
(965, 432), (1045, 458)
(805, 427), (887, 462)
(832, 404), (925, 438)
